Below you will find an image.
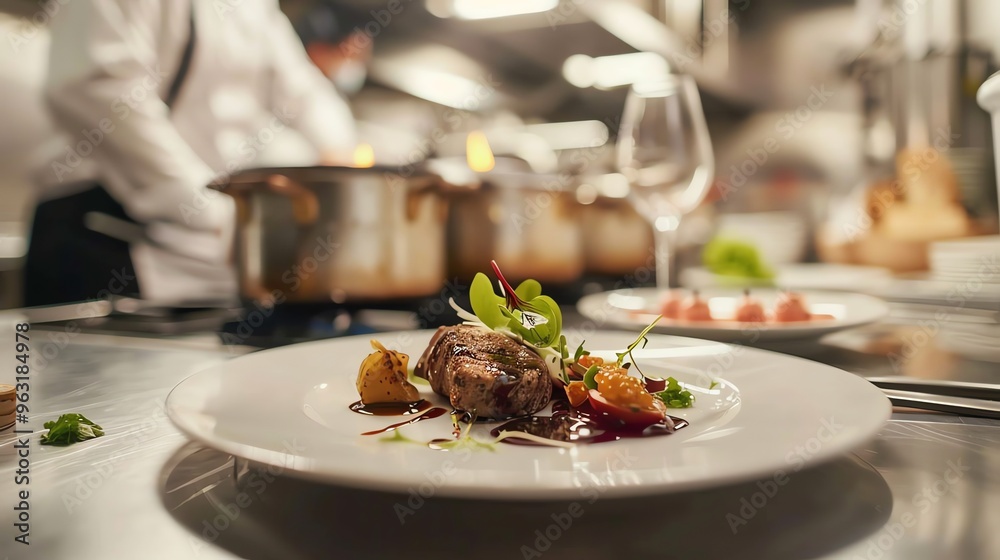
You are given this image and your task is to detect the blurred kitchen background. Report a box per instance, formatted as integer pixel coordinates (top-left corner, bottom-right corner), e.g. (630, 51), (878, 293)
(1, 0), (998, 340)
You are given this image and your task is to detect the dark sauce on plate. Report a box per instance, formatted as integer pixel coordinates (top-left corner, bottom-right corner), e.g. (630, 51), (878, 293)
(490, 400), (688, 445)
(361, 407), (448, 436)
(349, 400), (431, 416)
(350, 397), (688, 446)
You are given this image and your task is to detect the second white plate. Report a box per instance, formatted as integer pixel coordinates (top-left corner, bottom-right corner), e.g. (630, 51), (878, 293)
(577, 288), (889, 343)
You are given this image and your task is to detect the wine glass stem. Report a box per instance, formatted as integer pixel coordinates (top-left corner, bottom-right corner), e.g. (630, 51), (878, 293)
(653, 225), (678, 290)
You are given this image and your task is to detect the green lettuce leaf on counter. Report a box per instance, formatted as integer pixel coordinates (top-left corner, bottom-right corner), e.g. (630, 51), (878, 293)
(41, 413), (105, 446)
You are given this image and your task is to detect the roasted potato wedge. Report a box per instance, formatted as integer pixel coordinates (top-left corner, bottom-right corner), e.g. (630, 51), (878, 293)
(356, 340), (420, 404)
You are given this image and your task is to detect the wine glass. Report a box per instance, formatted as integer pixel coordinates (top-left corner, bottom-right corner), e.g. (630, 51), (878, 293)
(616, 73), (714, 289)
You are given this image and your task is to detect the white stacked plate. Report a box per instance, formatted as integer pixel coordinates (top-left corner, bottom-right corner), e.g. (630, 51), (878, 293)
(716, 212), (808, 266)
(682, 263), (894, 292)
(928, 236), (1000, 283)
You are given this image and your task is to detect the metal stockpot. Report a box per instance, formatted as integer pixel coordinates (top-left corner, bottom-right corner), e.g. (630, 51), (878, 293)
(447, 173), (584, 284)
(579, 195), (653, 277)
(213, 166), (448, 304)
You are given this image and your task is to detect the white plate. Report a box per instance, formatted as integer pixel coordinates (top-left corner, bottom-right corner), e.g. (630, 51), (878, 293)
(166, 330), (889, 499)
(931, 235), (1000, 251)
(577, 288), (889, 343)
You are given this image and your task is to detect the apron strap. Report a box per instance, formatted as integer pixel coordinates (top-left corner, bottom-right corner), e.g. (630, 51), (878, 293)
(164, 2), (196, 111)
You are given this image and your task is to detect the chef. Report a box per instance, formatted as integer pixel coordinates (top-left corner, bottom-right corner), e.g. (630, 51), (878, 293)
(24, 0), (358, 306)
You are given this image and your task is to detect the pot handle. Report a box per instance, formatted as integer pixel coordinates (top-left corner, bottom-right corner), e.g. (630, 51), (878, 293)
(264, 174), (320, 226)
(210, 173), (319, 226)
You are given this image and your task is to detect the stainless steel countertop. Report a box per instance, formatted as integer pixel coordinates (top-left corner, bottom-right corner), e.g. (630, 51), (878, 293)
(1, 320), (998, 560)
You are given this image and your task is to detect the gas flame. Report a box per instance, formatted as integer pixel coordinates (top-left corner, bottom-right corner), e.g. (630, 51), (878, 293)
(465, 131), (495, 172)
(352, 143), (375, 168)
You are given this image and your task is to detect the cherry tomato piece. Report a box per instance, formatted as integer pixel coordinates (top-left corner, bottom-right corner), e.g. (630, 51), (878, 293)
(587, 389), (666, 429)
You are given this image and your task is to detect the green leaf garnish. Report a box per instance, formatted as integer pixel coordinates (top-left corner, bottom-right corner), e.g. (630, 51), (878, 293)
(468, 261), (567, 359)
(514, 278), (542, 302)
(40, 413), (104, 446)
(573, 341), (590, 362)
(469, 272), (508, 330)
(655, 377), (695, 408)
(583, 364), (600, 390)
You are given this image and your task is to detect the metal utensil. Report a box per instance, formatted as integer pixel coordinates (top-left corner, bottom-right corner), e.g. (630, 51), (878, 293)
(868, 376), (1000, 401)
(7, 299), (113, 324)
(7, 296), (239, 326)
(880, 388), (1000, 419)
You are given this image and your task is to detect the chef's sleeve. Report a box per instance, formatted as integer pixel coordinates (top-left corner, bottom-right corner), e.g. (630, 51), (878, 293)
(44, 0), (227, 231)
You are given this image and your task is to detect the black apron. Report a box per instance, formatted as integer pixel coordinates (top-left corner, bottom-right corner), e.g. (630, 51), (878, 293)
(24, 8), (197, 306)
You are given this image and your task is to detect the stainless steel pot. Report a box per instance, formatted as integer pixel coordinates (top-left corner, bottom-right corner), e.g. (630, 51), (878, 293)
(447, 172), (584, 284)
(579, 195), (653, 277)
(213, 166), (448, 304)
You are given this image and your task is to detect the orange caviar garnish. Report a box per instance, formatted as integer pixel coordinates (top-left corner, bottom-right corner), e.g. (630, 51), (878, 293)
(577, 355), (604, 368)
(564, 381), (589, 407)
(594, 366), (657, 411)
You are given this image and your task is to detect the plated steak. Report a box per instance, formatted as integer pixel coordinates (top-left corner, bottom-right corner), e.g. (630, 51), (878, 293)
(414, 325), (552, 418)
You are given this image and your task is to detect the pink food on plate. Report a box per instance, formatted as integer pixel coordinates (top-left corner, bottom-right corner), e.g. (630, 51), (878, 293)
(774, 292), (812, 322)
(658, 291), (684, 319)
(735, 290), (766, 323)
(680, 291), (713, 321)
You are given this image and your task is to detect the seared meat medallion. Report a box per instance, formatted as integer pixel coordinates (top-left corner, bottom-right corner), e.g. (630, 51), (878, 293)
(414, 325), (552, 418)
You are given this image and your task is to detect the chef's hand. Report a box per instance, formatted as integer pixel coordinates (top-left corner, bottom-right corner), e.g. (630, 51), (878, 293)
(147, 188), (235, 264)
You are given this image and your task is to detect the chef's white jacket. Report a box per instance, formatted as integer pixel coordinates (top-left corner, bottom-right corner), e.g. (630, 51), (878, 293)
(41, 0), (356, 302)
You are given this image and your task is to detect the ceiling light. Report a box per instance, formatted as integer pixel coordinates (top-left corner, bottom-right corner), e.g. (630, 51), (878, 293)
(562, 52), (669, 90)
(428, 0), (559, 20)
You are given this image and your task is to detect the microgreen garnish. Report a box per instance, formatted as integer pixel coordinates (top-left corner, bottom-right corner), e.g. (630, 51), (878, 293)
(380, 430), (421, 444)
(655, 377), (695, 408)
(464, 261), (569, 383)
(432, 414), (496, 452)
(469, 261), (563, 348)
(573, 341), (589, 362)
(40, 413), (104, 445)
(614, 315), (663, 377)
(490, 260), (562, 347)
(490, 261), (539, 320)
